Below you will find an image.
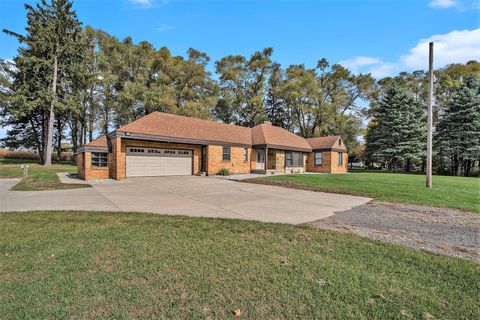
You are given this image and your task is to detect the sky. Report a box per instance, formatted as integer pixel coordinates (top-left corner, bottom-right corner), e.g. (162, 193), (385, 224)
(0, 0), (479, 137)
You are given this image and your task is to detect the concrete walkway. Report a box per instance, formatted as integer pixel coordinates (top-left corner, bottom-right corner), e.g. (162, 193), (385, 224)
(0, 179), (119, 212)
(0, 176), (371, 224)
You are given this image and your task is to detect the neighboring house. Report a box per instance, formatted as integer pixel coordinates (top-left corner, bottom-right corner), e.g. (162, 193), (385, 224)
(77, 112), (348, 180)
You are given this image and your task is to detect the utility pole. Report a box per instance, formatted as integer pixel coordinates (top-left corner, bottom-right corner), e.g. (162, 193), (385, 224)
(426, 42), (434, 188)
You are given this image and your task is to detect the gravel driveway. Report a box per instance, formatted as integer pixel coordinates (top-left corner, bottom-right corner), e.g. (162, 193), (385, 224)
(309, 201), (480, 261)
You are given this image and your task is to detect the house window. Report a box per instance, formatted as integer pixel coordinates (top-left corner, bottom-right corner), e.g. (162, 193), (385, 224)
(92, 153), (108, 168)
(338, 152), (343, 166)
(222, 146), (231, 161)
(244, 148), (248, 161)
(286, 151), (303, 167)
(314, 152), (323, 166)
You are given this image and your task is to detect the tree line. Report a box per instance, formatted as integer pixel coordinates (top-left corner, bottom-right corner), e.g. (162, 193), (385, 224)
(0, 0), (479, 176)
(364, 62), (480, 177)
(0, 0), (373, 163)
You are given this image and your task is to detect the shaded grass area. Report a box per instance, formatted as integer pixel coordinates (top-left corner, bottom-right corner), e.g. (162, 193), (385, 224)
(0, 159), (89, 191)
(0, 211), (478, 319)
(257, 172), (480, 213)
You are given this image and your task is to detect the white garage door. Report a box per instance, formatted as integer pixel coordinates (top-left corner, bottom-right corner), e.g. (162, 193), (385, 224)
(126, 147), (192, 177)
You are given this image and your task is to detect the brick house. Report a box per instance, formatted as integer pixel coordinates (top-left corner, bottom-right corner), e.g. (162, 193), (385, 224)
(77, 112), (348, 180)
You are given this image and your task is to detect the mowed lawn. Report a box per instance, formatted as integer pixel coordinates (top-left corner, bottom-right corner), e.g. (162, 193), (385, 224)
(260, 172), (480, 212)
(0, 159), (89, 191)
(0, 212), (478, 319)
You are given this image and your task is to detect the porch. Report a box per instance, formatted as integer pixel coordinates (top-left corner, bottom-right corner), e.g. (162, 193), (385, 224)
(252, 148), (285, 174)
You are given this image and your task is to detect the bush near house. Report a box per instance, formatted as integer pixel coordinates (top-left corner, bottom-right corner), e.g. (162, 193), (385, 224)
(216, 168), (231, 176)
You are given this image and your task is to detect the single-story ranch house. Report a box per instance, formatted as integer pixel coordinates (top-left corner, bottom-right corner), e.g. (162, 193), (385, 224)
(77, 112), (348, 180)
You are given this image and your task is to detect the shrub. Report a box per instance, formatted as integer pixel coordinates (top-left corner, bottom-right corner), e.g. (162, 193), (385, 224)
(216, 168), (231, 176)
(0, 149), (74, 162)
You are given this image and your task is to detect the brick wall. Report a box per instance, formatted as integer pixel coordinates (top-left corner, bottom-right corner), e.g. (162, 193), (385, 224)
(80, 137), (352, 179)
(306, 151), (348, 173)
(207, 145), (251, 175)
(330, 151), (348, 173)
(266, 149), (286, 170)
(275, 150), (285, 170)
(110, 137), (124, 180)
(77, 152), (84, 179)
(78, 151), (110, 180)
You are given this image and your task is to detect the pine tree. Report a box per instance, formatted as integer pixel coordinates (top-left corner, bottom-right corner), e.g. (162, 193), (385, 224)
(213, 98), (236, 124)
(3, 0), (83, 165)
(266, 63), (290, 129)
(365, 85), (425, 171)
(436, 76), (480, 176)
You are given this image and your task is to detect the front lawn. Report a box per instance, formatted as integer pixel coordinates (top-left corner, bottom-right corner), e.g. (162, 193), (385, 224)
(257, 172), (480, 212)
(0, 159), (89, 191)
(0, 211), (478, 319)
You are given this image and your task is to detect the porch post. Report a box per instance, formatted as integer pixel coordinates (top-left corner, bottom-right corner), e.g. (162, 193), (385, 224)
(265, 146), (268, 172)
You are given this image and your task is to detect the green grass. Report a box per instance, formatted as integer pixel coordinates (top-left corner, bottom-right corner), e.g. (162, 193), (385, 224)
(260, 172), (480, 212)
(0, 159), (89, 191)
(0, 211), (478, 319)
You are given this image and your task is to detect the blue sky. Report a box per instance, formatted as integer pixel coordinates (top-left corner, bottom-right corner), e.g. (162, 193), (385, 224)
(1, 0), (479, 75)
(0, 0), (479, 137)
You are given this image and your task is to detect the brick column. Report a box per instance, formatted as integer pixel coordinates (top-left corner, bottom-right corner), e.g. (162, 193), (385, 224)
(111, 137), (125, 180)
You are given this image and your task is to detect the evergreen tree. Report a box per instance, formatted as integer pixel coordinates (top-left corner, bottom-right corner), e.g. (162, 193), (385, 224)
(436, 76), (480, 176)
(365, 85), (425, 171)
(3, 0), (83, 164)
(266, 63), (290, 129)
(213, 97), (236, 124)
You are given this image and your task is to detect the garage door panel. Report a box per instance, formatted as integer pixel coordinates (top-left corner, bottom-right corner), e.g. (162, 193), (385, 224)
(126, 147), (193, 177)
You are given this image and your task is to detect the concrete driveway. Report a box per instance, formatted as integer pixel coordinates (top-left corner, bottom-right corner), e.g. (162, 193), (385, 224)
(0, 176), (371, 224)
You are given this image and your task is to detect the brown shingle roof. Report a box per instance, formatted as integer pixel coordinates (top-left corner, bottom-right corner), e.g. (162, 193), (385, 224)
(117, 112), (252, 146)
(252, 124), (312, 151)
(307, 136), (347, 150)
(84, 135), (108, 148)
(80, 113), (346, 153)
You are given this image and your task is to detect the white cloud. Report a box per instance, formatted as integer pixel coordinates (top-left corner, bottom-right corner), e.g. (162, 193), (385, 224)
(340, 28), (480, 78)
(339, 56), (382, 72)
(156, 24), (174, 31)
(429, 0), (456, 8)
(429, 0), (480, 10)
(128, 0), (154, 7)
(365, 62), (399, 79)
(400, 29), (480, 69)
(127, 0), (169, 9)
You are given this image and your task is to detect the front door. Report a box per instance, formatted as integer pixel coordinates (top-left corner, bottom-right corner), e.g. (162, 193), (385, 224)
(256, 149), (265, 170)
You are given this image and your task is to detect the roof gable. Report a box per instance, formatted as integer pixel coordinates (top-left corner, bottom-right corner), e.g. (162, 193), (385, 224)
(307, 136), (347, 150)
(84, 135), (108, 148)
(252, 124), (312, 151)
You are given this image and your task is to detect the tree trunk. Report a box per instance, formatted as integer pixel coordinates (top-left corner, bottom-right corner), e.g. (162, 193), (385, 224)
(406, 159), (411, 173)
(103, 87), (110, 135)
(465, 160), (472, 177)
(44, 54), (58, 166)
(455, 155), (462, 176)
(71, 120), (78, 153)
(56, 116), (62, 160)
(82, 98), (87, 145)
(89, 92), (94, 142)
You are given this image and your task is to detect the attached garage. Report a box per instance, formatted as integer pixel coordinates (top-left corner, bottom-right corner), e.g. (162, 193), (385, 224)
(126, 147), (193, 177)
